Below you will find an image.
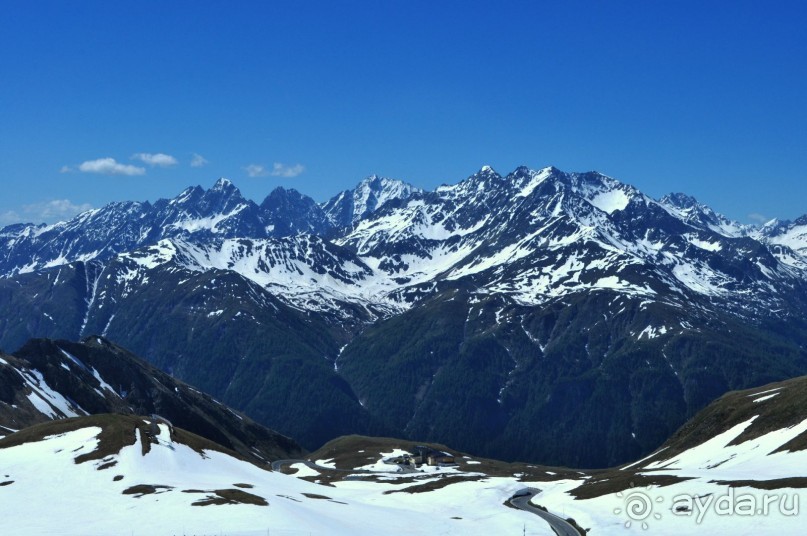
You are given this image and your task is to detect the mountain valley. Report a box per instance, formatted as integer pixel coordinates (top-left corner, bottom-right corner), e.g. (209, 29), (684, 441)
(3, 166), (807, 468)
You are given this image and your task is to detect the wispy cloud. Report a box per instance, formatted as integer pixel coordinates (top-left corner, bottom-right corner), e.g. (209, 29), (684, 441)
(190, 153), (209, 168)
(0, 199), (93, 226)
(0, 210), (21, 226)
(748, 212), (768, 224)
(74, 157), (146, 176)
(131, 152), (178, 167)
(269, 162), (305, 178)
(244, 164), (269, 177)
(244, 162), (305, 178)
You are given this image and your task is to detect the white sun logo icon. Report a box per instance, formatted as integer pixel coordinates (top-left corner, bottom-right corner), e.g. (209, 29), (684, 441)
(613, 485), (664, 530)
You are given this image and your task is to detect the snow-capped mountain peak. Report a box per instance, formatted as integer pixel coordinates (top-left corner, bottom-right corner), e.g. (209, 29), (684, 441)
(199, 177), (246, 209)
(658, 191), (749, 237)
(322, 174), (422, 228)
(478, 164), (499, 176)
(659, 192), (701, 210)
(211, 176), (234, 191)
(2, 165), (807, 321)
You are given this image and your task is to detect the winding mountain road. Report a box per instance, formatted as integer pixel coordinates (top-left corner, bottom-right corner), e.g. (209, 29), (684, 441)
(273, 462), (580, 535)
(509, 488), (581, 536)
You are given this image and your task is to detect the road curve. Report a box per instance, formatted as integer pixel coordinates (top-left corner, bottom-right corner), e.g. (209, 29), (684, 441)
(509, 488), (581, 536)
(273, 462), (580, 535)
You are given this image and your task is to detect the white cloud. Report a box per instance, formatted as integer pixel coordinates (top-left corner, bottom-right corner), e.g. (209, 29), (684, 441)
(269, 162), (305, 178)
(0, 199), (93, 226)
(244, 164), (269, 177)
(0, 210), (22, 226)
(131, 152), (178, 167)
(59, 165), (73, 173)
(748, 212), (768, 224)
(190, 153), (209, 168)
(77, 157), (145, 176)
(244, 162), (305, 178)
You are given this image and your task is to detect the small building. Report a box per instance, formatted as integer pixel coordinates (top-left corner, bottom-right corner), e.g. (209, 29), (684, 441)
(426, 451), (455, 466)
(409, 446), (456, 466)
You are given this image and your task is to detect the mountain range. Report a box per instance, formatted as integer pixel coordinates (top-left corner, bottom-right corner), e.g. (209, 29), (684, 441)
(2, 165), (807, 467)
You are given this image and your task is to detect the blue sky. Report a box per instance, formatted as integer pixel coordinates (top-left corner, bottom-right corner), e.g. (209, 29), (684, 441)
(1, 1), (805, 225)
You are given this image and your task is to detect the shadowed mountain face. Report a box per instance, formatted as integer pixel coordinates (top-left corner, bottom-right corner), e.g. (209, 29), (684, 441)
(630, 373), (807, 468)
(0, 337), (304, 463)
(2, 166), (807, 467)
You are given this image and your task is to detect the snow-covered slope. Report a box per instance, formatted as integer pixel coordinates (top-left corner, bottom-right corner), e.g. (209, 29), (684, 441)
(531, 376), (807, 535)
(0, 353), (86, 424)
(0, 415), (547, 536)
(657, 192), (750, 237)
(5, 373), (807, 535)
(751, 215), (807, 270)
(118, 235), (404, 318)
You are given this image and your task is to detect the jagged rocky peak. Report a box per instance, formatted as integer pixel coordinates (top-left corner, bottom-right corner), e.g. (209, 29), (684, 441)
(197, 177), (247, 214)
(211, 176), (236, 191)
(469, 164), (503, 182)
(171, 185), (205, 205)
(322, 173), (421, 227)
(166, 178), (244, 214)
(509, 164), (533, 176)
(507, 164), (563, 188)
(468, 164), (562, 191)
(260, 186), (317, 210)
(656, 191), (747, 237)
(503, 165), (536, 183)
(758, 217), (787, 235)
(0, 222), (37, 235)
(659, 192), (702, 209)
(264, 185), (294, 200)
(206, 177), (243, 199)
(446, 165), (506, 195)
(260, 187), (331, 237)
(354, 174), (421, 209)
(478, 164), (499, 175)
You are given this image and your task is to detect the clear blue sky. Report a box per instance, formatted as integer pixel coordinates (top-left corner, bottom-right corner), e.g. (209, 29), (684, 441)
(1, 1), (806, 225)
